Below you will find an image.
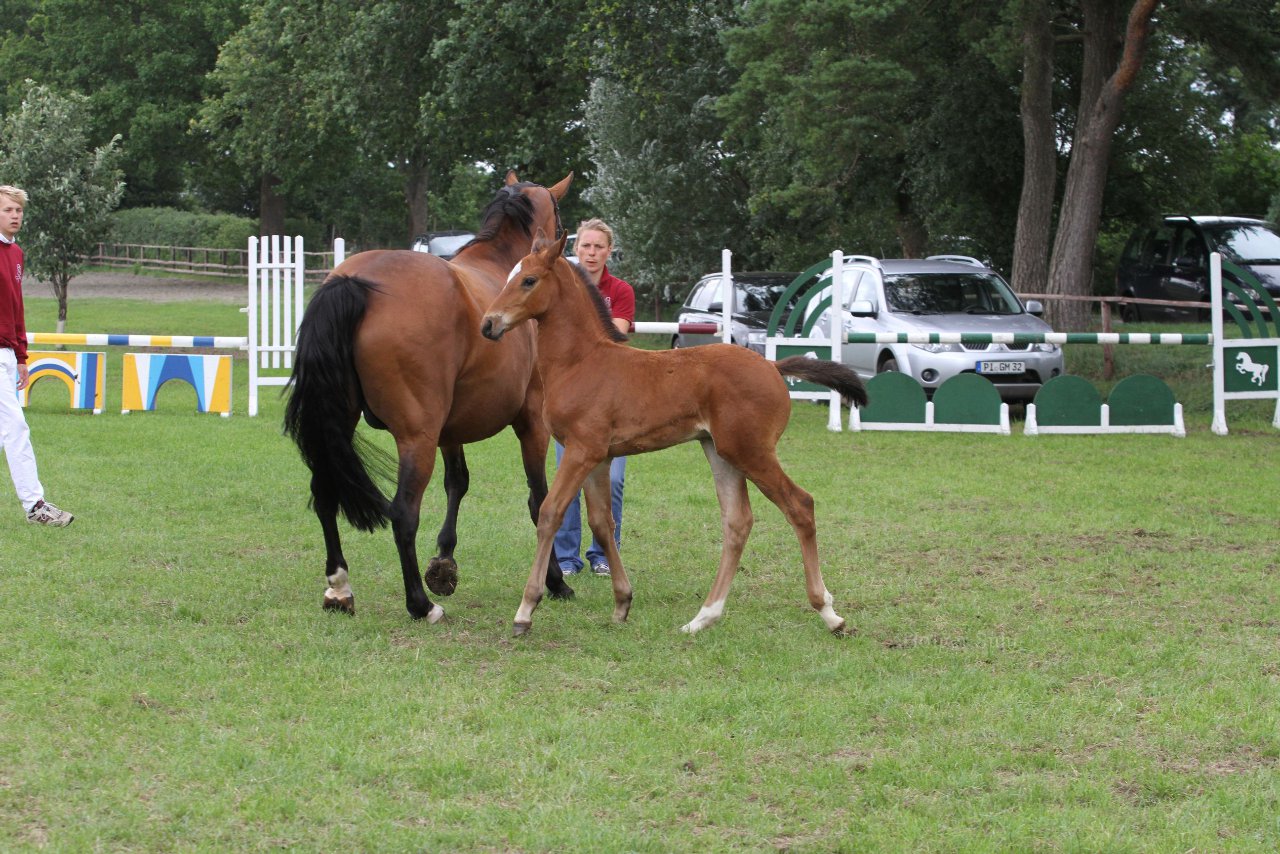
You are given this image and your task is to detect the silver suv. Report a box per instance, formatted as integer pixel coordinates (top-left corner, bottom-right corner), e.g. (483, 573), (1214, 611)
(805, 255), (1064, 401)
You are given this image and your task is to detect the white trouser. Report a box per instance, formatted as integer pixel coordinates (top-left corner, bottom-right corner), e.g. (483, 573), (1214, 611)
(0, 348), (44, 511)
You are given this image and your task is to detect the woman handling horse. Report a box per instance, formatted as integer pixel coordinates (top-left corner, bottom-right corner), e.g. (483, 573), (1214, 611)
(284, 172), (575, 623)
(481, 233), (868, 637)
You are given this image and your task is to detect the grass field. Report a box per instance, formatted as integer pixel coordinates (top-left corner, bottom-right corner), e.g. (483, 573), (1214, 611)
(3, 294), (1278, 851)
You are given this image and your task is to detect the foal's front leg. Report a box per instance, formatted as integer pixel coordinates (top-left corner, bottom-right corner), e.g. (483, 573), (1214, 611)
(514, 451), (599, 636)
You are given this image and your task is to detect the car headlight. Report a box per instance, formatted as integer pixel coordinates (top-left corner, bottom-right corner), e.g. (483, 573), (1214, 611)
(1032, 342), (1058, 352)
(912, 342), (962, 353)
(746, 331), (766, 347)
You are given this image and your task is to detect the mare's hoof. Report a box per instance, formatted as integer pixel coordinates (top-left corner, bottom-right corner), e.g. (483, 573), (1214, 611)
(512, 621), (532, 637)
(322, 594), (355, 615)
(408, 602), (446, 623)
(424, 558), (459, 596)
(546, 579), (575, 600)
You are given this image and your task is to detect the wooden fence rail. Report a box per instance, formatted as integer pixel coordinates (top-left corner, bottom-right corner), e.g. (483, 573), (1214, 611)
(89, 242), (341, 282)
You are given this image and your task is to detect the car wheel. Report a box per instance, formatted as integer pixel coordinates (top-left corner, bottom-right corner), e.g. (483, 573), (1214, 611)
(671, 335), (681, 350)
(878, 356), (900, 373)
(1119, 301), (1138, 323)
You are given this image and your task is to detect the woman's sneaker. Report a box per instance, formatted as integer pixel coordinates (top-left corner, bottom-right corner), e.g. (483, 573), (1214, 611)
(27, 499), (74, 527)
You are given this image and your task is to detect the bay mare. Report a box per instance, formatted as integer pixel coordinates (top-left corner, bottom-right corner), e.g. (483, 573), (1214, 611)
(481, 233), (868, 637)
(283, 173), (576, 622)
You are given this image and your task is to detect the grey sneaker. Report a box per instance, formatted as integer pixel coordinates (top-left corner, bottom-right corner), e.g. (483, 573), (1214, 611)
(27, 499), (74, 527)
(591, 561), (611, 576)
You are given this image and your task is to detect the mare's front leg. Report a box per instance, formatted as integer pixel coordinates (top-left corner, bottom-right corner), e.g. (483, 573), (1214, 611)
(388, 441), (444, 623)
(511, 412), (574, 601)
(424, 444), (466, 596)
(582, 461), (632, 623)
(514, 449), (600, 636)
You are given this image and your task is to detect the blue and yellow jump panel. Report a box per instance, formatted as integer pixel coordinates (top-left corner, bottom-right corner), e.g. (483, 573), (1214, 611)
(20, 351), (106, 414)
(121, 353), (233, 417)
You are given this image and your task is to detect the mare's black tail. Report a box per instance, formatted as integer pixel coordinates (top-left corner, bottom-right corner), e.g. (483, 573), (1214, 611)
(774, 356), (870, 409)
(283, 275), (393, 531)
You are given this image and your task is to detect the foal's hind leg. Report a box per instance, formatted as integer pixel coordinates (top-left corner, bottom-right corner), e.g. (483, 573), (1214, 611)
(387, 440), (444, 623)
(743, 452), (848, 635)
(314, 473), (356, 614)
(681, 439), (753, 634)
(424, 444), (466, 596)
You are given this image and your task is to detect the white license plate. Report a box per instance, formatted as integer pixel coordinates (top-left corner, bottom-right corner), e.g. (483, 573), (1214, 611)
(977, 360), (1025, 374)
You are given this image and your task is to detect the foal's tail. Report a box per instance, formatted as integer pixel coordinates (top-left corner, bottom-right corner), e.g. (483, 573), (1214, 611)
(774, 356), (869, 408)
(283, 275), (393, 531)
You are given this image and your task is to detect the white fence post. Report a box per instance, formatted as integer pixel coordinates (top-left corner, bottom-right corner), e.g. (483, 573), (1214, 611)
(247, 235), (306, 417)
(720, 249), (733, 344)
(827, 249), (845, 432)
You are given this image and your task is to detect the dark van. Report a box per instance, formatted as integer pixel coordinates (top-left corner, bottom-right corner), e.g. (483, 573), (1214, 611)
(1115, 215), (1280, 321)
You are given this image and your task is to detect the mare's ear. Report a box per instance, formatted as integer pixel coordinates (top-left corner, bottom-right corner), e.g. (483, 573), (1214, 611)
(505, 170), (519, 186)
(549, 172), (573, 200)
(555, 232), (568, 257)
(531, 227), (557, 255)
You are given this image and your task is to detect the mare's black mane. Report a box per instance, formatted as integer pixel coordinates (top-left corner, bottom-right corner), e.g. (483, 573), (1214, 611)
(469, 183), (536, 246)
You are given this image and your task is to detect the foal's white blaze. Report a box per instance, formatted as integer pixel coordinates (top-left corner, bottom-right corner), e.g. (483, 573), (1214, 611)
(506, 260), (523, 283)
(324, 566), (353, 603)
(680, 599), (725, 634)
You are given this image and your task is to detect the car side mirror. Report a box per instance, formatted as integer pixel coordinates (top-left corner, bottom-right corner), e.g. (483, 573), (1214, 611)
(1024, 299), (1044, 316)
(849, 299), (876, 317)
(707, 302), (723, 313)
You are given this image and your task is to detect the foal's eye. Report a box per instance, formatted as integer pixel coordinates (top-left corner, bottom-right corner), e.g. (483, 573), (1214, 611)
(521, 276), (537, 289)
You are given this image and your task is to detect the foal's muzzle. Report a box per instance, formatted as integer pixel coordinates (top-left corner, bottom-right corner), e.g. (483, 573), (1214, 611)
(481, 315), (506, 341)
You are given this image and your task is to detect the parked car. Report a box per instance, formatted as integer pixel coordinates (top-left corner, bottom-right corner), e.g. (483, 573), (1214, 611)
(411, 230), (475, 260)
(673, 271), (801, 353)
(805, 255), (1064, 401)
(1115, 215), (1280, 321)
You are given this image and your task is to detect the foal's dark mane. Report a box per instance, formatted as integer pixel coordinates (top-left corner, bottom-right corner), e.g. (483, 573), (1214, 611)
(470, 183), (537, 245)
(565, 260), (629, 343)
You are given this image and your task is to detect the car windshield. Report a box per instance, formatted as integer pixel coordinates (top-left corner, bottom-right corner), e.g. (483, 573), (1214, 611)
(429, 234), (473, 255)
(884, 272), (1023, 315)
(1202, 222), (1280, 264)
(739, 277), (801, 314)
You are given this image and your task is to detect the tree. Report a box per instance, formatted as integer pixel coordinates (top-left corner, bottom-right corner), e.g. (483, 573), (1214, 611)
(0, 0), (243, 208)
(1041, 0), (1159, 331)
(583, 1), (747, 306)
(0, 82), (123, 331)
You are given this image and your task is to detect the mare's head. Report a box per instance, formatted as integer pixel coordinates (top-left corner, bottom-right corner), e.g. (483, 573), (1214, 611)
(481, 231), (627, 343)
(461, 171), (573, 260)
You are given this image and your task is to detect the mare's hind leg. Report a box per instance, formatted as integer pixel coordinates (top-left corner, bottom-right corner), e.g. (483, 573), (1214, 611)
(387, 440), (444, 623)
(315, 473), (356, 614)
(582, 461), (632, 623)
(740, 451), (848, 635)
(424, 444), (466, 596)
(682, 440), (753, 634)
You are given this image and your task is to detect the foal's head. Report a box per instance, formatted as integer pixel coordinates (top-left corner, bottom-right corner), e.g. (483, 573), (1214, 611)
(481, 232), (627, 343)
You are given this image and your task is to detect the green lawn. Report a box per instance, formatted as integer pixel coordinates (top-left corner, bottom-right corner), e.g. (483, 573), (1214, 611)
(3, 294), (1277, 851)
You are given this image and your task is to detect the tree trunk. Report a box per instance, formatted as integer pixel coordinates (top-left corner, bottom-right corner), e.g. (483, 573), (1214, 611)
(53, 273), (69, 335)
(259, 172), (286, 237)
(404, 161), (430, 243)
(895, 179), (928, 258)
(1011, 0), (1056, 295)
(1045, 0), (1159, 332)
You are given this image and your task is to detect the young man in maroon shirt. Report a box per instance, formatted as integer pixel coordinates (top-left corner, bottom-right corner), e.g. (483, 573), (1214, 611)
(0, 185), (74, 526)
